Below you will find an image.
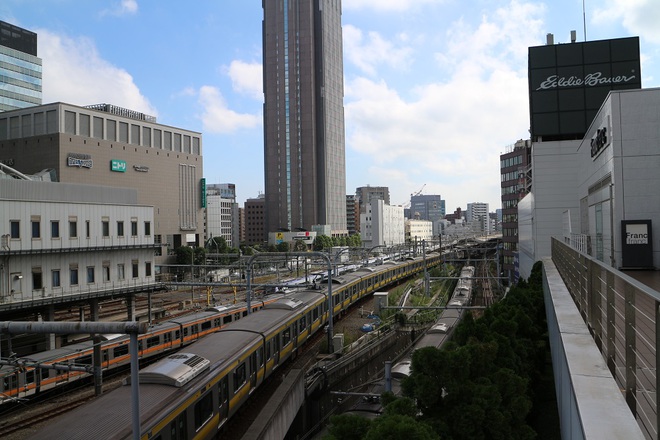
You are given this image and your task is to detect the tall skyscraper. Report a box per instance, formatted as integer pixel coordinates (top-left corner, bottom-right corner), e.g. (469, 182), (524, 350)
(0, 21), (42, 112)
(262, 0), (347, 235)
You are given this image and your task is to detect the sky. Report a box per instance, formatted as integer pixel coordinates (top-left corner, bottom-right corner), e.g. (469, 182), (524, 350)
(2, 0), (660, 213)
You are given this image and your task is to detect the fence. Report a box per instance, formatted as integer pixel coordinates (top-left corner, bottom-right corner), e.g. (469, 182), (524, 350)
(552, 237), (659, 439)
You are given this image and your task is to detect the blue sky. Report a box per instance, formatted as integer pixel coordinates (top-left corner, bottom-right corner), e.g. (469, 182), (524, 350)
(2, 0), (660, 212)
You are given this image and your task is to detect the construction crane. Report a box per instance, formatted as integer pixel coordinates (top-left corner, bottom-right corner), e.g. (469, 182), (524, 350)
(411, 183), (426, 198)
(400, 184), (426, 208)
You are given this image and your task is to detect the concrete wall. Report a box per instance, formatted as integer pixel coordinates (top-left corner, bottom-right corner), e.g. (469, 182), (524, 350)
(542, 257), (645, 440)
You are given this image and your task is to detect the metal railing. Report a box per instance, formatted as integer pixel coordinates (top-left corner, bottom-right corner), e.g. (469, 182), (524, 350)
(552, 237), (659, 439)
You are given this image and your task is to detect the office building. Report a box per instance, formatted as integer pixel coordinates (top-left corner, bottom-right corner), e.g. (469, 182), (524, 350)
(0, 21), (42, 112)
(0, 102), (204, 264)
(405, 219), (433, 244)
(467, 202), (490, 235)
(356, 186), (390, 213)
(1, 178), (155, 320)
(360, 199), (404, 248)
(346, 194), (359, 235)
(519, 35), (643, 279)
(263, 0), (347, 235)
(500, 139), (531, 280)
(410, 194), (445, 222)
(206, 183), (239, 248)
(244, 194), (266, 246)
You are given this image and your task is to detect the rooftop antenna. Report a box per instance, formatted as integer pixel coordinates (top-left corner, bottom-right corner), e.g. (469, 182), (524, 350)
(583, 0), (587, 41)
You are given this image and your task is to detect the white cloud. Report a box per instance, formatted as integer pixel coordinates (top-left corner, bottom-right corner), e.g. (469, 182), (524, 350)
(593, 0), (660, 44)
(198, 86), (260, 134)
(343, 25), (413, 76)
(226, 60), (263, 100)
(101, 0), (138, 17)
(343, 0), (445, 12)
(344, 0), (545, 209)
(38, 29), (157, 116)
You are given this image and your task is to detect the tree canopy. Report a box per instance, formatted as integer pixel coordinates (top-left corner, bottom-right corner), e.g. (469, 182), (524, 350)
(325, 261), (550, 440)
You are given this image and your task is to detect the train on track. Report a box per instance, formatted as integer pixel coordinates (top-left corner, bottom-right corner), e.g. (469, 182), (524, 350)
(7, 252), (444, 439)
(345, 265), (476, 419)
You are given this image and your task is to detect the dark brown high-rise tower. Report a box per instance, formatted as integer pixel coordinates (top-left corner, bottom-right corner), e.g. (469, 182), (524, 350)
(262, 0), (347, 235)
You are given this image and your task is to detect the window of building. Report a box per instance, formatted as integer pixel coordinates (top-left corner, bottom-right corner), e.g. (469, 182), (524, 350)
(31, 217), (40, 239)
(86, 220), (91, 238)
(51, 221), (60, 239)
(117, 221), (124, 237)
(52, 270), (61, 288)
(131, 219), (138, 236)
(107, 119), (116, 141)
(145, 262), (152, 277)
(117, 264), (125, 281)
(103, 262), (110, 282)
(131, 124), (140, 145)
(69, 218), (77, 238)
(132, 260), (139, 278)
(102, 218), (110, 237)
(70, 266), (79, 285)
(87, 267), (95, 284)
(32, 267), (43, 290)
(119, 122), (128, 142)
(144, 221), (151, 236)
(10, 220), (19, 239)
(142, 127), (151, 147)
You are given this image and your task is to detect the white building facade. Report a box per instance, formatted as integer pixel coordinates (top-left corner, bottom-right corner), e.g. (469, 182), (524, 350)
(518, 88), (660, 278)
(405, 219), (433, 243)
(360, 200), (404, 248)
(1, 179), (156, 305)
(466, 202), (490, 235)
(206, 184), (239, 248)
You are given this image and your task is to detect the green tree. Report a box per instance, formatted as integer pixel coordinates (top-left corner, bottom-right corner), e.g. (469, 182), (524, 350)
(277, 241), (290, 252)
(324, 414), (372, 440)
(210, 236), (229, 253)
(175, 246), (206, 266)
(314, 234), (333, 251)
(364, 414), (439, 440)
(293, 239), (308, 252)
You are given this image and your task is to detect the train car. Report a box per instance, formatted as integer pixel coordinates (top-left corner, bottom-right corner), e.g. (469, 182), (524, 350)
(31, 289), (328, 439)
(0, 298), (278, 405)
(26, 255), (444, 438)
(351, 264), (476, 420)
(3, 252), (444, 416)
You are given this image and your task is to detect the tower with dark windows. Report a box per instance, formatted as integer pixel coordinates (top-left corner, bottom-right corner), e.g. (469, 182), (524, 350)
(0, 21), (42, 112)
(262, 0), (347, 236)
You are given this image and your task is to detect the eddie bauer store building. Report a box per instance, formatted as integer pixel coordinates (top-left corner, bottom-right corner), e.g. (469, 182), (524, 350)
(518, 87), (660, 278)
(0, 102), (205, 270)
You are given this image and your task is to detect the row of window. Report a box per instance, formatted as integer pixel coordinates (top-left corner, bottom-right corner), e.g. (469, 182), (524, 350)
(501, 184), (520, 196)
(500, 155), (523, 169)
(62, 110), (200, 154)
(9, 218), (151, 240)
(502, 199), (519, 209)
(502, 214), (518, 223)
(501, 170), (525, 182)
(30, 260), (152, 290)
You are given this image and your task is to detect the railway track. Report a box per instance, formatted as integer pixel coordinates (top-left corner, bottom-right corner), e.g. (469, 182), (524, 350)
(0, 374), (126, 439)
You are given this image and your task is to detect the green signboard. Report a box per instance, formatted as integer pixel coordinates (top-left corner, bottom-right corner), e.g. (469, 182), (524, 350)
(200, 178), (206, 208)
(110, 159), (127, 172)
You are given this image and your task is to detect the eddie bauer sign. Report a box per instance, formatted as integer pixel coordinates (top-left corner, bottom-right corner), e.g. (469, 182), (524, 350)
(535, 72), (636, 91)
